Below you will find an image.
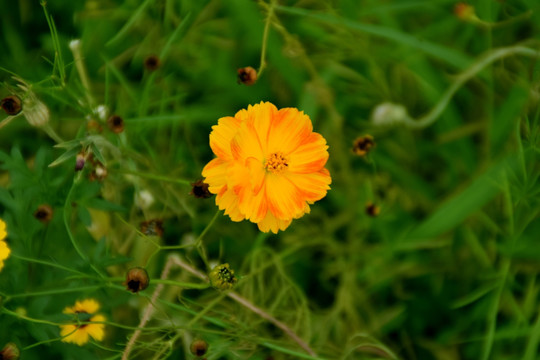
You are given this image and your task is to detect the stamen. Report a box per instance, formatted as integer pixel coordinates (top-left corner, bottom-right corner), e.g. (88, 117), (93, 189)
(265, 152), (288, 174)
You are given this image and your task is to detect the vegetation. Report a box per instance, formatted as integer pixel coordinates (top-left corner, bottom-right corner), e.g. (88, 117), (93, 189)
(1, 0), (539, 359)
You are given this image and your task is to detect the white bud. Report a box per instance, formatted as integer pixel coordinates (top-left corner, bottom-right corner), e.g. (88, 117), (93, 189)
(69, 39), (81, 52)
(135, 190), (154, 209)
(371, 102), (409, 127)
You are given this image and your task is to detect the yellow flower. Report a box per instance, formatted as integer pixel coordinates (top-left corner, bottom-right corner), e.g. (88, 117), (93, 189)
(202, 102), (331, 233)
(60, 299), (106, 346)
(0, 219), (11, 272)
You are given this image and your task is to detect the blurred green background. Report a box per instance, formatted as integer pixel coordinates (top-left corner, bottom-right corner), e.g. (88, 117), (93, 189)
(1, 0), (540, 359)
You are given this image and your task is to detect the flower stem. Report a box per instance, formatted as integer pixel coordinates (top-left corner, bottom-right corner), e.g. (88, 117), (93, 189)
(257, 0), (277, 77)
(170, 256), (318, 357)
(404, 45), (540, 128)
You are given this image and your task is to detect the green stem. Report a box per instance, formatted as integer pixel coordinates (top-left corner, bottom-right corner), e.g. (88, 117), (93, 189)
(118, 169), (192, 185)
(257, 0), (277, 77)
(404, 45), (540, 128)
(194, 210), (221, 269)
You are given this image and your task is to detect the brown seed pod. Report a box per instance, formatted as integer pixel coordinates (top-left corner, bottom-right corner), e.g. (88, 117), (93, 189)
(144, 55), (161, 71)
(237, 66), (257, 86)
(190, 180), (212, 199)
(352, 135), (375, 157)
(1, 95), (23, 116)
(190, 339), (208, 357)
(34, 204), (54, 223)
(124, 267), (150, 293)
(365, 202), (380, 217)
(107, 114), (124, 134)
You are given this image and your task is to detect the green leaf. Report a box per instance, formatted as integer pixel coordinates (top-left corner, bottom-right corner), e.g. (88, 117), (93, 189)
(49, 147), (79, 168)
(406, 158), (514, 240)
(275, 5), (473, 69)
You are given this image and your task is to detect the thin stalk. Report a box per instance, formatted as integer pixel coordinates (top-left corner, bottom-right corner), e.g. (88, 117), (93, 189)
(257, 0), (277, 77)
(404, 45), (540, 128)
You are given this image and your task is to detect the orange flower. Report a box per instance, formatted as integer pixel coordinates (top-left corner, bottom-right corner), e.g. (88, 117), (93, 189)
(202, 102), (331, 233)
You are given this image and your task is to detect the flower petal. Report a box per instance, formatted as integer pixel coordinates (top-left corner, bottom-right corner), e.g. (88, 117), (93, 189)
(267, 108), (313, 155)
(288, 132), (329, 174)
(231, 120), (264, 162)
(285, 168), (331, 203)
(202, 158), (229, 194)
(87, 315), (106, 341)
(210, 116), (242, 160)
(266, 173), (306, 220)
(216, 185), (245, 222)
(257, 211), (292, 233)
(61, 324), (89, 345)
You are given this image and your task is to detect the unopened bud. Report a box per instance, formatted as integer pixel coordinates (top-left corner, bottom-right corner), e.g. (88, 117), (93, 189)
(352, 135), (375, 157)
(209, 263), (237, 291)
(190, 339), (208, 357)
(89, 163), (107, 181)
(75, 153), (86, 171)
(125, 267), (150, 293)
(190, 180), (212, 199)
(454, 3), (477, 21)
(371, 102), (409, 127)
(237, 66), (257, 86)
(0, 342), (20, 360)
(1, 96), (22, 116)
(144, 55), (161, 71)
(34, 204), (54, 223)
(107, 114), (124, 134)
(365, 202), (380, 217)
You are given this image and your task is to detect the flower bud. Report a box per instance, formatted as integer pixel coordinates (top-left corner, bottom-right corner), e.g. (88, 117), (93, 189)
(107, 114), (124, 134)
(89, 163), (108, 181)
(0, 342), (20, 360)
(237, 66), (257, 86)
(190, 180), (212, 199)
(454, 3), (477, 22)
(352, 135), (375, 157)
(75, 152), (86, 171)
(190, 339), (208, 357)
(365, 202), (380, 217)
(209, 263), (237, 290)
(0, 96), (22, 116)
(34, 204), (54, 223)
(125, 267), (150, 293)
(144, 55), (161, 71)
(371, 102), (409, 127)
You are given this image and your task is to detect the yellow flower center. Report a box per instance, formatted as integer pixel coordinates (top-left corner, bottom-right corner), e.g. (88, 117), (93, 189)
(265, 152), (288, 173)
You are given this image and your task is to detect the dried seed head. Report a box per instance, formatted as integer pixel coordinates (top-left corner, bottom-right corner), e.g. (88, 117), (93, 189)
(107, 115), (124, 134)
(125, 267), (150, 293)
(190, 180), (212, 199)
(144, 55), (161, 71)
(0, 342), (20, 360)
(352, 135), (375, 157)
(237, 66), (257, 86)
(365, 202), (380, 217)
(209, 263), (238, 291)
(34, 204), (54, 223)
(190, 339), (208, 357)
(1, 95), (22, 116)
(140, 219), (164, 237)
